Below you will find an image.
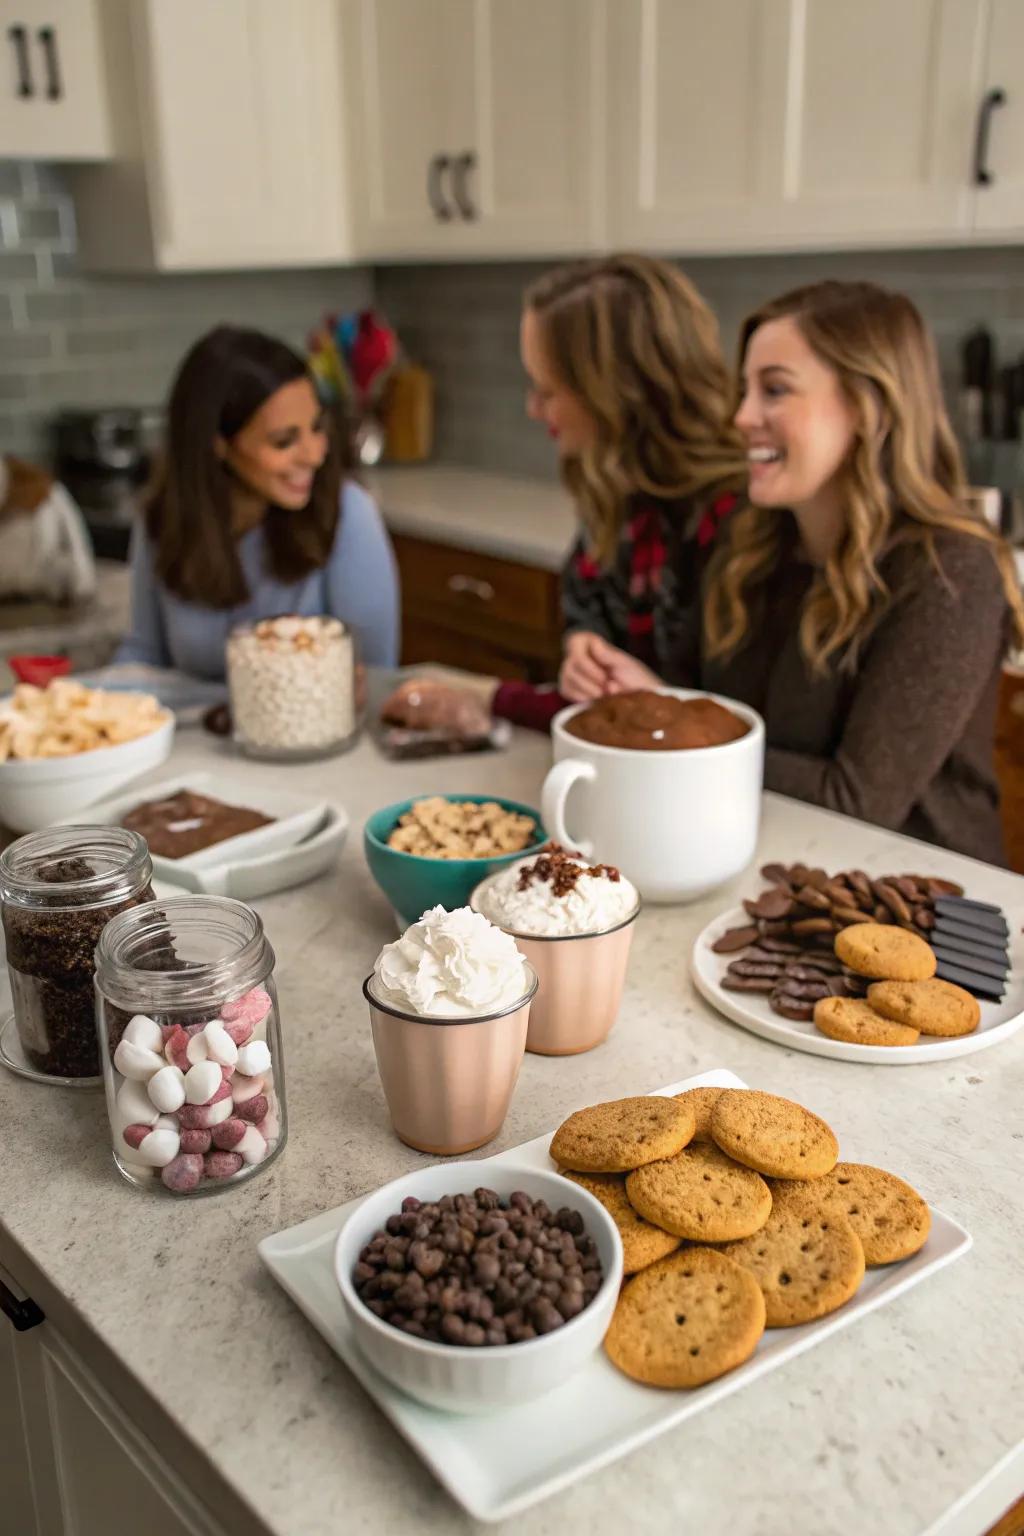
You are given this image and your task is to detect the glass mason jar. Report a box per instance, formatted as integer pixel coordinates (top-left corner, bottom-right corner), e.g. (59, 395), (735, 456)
(0, 827), (153, 1082)
(94, 895), (287, 1196)
(226, 614), (361, 760)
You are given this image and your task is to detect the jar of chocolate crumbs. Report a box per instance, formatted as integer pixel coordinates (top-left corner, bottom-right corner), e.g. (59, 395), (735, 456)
(0, 827), (153, 1083)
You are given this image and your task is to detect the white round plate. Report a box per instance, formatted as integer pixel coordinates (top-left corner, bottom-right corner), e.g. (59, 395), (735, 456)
(691, 905), (1024, 1064)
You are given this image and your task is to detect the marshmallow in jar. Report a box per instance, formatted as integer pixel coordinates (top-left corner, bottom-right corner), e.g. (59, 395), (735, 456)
(227, 614), (356, 759)
(94, 895), (286, 1196)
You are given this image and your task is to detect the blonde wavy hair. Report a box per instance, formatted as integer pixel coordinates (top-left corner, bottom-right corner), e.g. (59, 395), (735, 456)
(524, 255), (745, 566)
(704, 281), (1024, 671)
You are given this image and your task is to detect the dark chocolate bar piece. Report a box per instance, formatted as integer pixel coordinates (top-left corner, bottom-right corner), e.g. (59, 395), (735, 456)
(933, 959), (1004, 1001)
(928, 928), (1009, 969)
(933, 914), (1009, 946)
(934, 894), (1004, 918)
(930, 944), (1008, 983)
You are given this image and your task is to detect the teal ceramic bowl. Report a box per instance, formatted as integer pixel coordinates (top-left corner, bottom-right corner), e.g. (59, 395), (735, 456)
(363, 794), (547, 929)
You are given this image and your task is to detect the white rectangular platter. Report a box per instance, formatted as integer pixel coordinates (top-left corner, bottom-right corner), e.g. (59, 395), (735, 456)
(258, 1068), (971, 1523)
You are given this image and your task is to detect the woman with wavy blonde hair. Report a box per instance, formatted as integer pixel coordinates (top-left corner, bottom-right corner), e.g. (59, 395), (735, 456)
(523, 254), (744, 700)
(382, 254), (744, 733)
(591, 280), (1023, 861)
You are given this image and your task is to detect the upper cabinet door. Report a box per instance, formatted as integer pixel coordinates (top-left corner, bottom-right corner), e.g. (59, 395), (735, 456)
(139, 0), (347, 268)
(461, 0), (605, 256)
(345, 0), (475, 258)
(346, 0), (606, 259)
(972, 0), (1024, 232)
(609, 0), (793, 251)
(775, 0), (988, 243)
(0, 0), (111, 159)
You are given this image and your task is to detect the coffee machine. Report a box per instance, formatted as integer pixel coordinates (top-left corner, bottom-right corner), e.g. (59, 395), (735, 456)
(52, 407), (162, 560)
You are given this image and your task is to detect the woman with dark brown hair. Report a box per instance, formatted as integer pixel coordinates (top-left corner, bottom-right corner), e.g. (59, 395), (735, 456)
(117, 326), (399, 677)
(576, 280), (1024, 862)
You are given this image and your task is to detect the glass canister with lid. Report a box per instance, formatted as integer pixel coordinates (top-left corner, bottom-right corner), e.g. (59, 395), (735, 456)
(226, 613), (359, 759)
(94, 895), (287, 1195)
(0, 827), (154, 1082)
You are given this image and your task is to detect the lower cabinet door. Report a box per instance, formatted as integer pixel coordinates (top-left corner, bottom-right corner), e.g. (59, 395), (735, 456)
(6, 1303), (228, 1536)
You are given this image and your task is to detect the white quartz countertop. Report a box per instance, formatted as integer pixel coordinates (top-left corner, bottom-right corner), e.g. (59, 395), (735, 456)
(1, 723), (1022, 1536)
(367, 465), (576, 571)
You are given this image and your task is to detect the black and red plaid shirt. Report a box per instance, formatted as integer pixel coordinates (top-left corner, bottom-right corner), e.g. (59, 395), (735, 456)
(493, 490), (736, 731)
(562, 492), (736, 678)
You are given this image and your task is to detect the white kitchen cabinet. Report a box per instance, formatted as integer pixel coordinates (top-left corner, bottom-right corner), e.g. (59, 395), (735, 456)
(344, 0), (605, 259)
(0, 0), (111, 160)
(610, 0), (1007, 253)
(608, 0), (794, 251)
(774, 0), (989, 244)
(70, 0), (352, 271)
(972, 0), (1024, 234)
(1, 1263), (227, 1536)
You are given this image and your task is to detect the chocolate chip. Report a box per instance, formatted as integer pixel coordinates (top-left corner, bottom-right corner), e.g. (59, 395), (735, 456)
(353, 1188), (602, 1347)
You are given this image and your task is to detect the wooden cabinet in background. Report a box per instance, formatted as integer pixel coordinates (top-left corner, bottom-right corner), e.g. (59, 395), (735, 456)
(392, 534), (562, 682)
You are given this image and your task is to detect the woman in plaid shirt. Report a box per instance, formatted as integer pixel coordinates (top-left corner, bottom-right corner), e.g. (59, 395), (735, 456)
(384, 255), (743, 732)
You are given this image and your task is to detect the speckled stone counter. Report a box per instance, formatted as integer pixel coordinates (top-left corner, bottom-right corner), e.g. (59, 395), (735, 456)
(1, 726), (1022, 1536)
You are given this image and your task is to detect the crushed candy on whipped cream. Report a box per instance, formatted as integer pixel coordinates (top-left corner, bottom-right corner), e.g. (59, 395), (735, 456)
(516, 843), (621, 899)
(371, 905), (529, 1018)
(477, 844), (639, 939)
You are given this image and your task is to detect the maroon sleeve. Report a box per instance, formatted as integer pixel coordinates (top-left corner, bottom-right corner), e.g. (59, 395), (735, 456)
(492, 681), (568, 733)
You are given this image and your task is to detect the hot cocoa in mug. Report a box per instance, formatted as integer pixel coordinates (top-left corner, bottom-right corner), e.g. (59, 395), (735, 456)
(542, 690), (764, 903)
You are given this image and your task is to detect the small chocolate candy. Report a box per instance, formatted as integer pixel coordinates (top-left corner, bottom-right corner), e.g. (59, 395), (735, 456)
(722, 974), (776, 994)
(770, 992), (815, 1021)
(711, 924), (760, 954)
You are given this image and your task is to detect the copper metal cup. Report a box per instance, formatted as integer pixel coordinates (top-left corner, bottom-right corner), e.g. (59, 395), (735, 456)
(512, 911), (638, 1055)
(469, 881), (640, 1056)
(363, 965), (537, 1155)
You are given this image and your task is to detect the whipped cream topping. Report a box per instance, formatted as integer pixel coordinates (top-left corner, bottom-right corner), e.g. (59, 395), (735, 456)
(371, 905), (529, 1018)
(475, 848), (639, 937)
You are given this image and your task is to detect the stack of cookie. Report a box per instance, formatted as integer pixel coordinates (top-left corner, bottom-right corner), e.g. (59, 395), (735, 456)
(550, 1088), (931, 1390)
(815, 925), (981, 1046)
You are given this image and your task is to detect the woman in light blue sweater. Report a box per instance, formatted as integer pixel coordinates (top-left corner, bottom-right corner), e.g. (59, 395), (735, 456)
(117, 326), (399, 680)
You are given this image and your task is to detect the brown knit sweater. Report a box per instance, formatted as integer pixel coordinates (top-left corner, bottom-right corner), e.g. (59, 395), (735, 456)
(682, 532), (1009, 864)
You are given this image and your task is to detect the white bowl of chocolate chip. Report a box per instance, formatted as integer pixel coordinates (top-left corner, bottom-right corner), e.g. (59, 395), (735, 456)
(334, 1161), (623, 1412)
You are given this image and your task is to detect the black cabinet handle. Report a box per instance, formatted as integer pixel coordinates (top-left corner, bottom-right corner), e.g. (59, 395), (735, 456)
(7, 25), (33, 98)
(973, 87), (1006, 186)
(451, 151), (477, 220)
(427, 153), (453, 221)
(0, 1278), (44, 1333)
(37, 26), (62, 101)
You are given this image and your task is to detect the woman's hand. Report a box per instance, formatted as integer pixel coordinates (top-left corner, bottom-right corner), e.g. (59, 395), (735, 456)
(380, 678), (493, 736)
(559, 631), (662, 701)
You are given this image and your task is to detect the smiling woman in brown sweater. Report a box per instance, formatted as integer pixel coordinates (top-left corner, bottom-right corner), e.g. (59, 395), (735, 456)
(578, 281), (1024, 864)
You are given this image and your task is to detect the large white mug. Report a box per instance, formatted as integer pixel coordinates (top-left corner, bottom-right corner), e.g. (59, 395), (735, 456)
(541, 689), (765, 903)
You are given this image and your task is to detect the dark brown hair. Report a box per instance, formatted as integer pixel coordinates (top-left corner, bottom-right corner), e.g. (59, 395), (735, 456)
(704, 280), (1024, 670)
(144, 326), (350, 608)
(524, 255), (745, 566)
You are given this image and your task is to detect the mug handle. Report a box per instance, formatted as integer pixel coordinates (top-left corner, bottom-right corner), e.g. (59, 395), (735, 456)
(541, 758), (596, 857)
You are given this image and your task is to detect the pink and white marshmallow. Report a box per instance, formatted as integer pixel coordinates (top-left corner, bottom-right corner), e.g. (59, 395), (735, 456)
(122, 1014), (164, 1053)
(236, 1040), (271, 1078)
(147, 1064), (187, 1114)
(113, 1038), (164, 1082)
(184, 1060), (222, 1105)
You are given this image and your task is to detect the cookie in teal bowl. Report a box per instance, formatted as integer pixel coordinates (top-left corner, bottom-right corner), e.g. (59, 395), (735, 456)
(363, 795), (547, 929)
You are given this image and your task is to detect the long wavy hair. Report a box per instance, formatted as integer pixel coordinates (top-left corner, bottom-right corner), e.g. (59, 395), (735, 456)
(144, 327), (351, 608)
(704, 281), (1024, 671)
(523, 255), (745, 566)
